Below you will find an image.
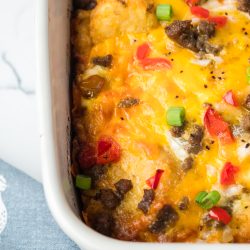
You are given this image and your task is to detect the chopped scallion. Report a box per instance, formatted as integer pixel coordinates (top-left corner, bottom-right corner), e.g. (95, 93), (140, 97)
(195, 190), (221, 209)
(76, 175), (91, 190)
(156, 4), (173, 21)
(166, 107), (185, 126)
(247, 66), (250, 84)
(195, 191), (208, 204)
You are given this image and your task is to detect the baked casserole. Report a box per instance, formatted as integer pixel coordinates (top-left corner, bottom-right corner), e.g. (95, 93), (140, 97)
(71, 0), (250, 243)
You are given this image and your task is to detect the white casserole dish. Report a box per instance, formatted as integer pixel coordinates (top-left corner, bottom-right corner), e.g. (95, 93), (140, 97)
(36, 0), (249, 249)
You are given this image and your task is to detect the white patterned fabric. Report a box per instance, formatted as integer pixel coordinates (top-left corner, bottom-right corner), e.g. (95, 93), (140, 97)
(0, 175), (7, 234)
(0, 160), (79, 250)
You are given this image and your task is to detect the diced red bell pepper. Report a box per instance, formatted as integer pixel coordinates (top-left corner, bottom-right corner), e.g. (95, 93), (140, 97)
(97, 136), (121, 164)
(220, 162), (239, 186)
(209, 207), (232, 225)
(223, 90), (238, 107)
(204, 107), (234, 144)
(136, 43), (151, 60)
(146, 169), (164, 189)
(185, 0), (200, 6)
(190, 6), (210, 18)
(78, 145), (97, 169)
(208, 16), (228, 28)
(140, 58), (171, 70)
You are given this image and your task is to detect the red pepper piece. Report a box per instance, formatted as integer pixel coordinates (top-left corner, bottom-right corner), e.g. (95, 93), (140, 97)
(209, 207), (232, 225)
(191, 6), (210, 18)
(140, 58), (171, 70)
(98, 139), (112, 156)
(185, 0), (200, 6)
(220, 162), (239, 185)
(223, 90), (238, 107)
(78, 145), (97, 169)
(97, 136), (121, 164)
(146, 169), (164, 189)
(208, 16), (227, 28)
(204, 107), (234, 144)
(136, 43), (151, 60)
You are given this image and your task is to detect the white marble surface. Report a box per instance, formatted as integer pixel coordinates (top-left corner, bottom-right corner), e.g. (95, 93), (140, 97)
(0, 0), (41, 182)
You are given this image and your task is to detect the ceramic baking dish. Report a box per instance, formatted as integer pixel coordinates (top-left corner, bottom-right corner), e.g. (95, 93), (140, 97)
(36, 0), (249, 249)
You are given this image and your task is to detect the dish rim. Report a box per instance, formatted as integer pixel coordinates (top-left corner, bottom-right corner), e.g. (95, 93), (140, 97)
(36, 0), (250, 248)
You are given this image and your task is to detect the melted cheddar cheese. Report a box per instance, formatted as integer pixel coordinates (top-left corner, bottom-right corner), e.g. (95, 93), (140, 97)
(71, 0), (250, 242)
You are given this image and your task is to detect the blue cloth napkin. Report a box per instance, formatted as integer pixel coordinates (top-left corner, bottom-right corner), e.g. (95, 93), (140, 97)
(0, 160), (79, 250)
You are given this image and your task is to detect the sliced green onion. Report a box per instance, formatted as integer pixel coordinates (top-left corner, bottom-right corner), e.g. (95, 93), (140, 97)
(201, 191), (221, 209)
(76, 175), (91, 190)
(166, 107), (185, 126)
(195, 191), (208, 204)
(247, 66), (250, 84)
(195, 190), (221, 209)
(207, 190), (221, 204)
(156, 4), (173, 21)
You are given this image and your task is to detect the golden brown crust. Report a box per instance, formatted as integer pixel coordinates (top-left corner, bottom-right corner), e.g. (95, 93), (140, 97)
(71, 0), (250, 243)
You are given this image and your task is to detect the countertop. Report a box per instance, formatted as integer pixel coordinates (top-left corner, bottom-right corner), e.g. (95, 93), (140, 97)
(0, 0), (41, 182)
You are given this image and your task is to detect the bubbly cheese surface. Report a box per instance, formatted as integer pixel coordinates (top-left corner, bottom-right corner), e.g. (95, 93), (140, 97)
(72, 0), (250, 242)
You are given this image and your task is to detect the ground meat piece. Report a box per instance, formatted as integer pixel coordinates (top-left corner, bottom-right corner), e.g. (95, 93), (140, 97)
(241, 114), (250, 132)
(92, 54), (113, 67)
(205, 43), (222, 55)
(166, 20), (198, 52)
(74, 0), (97, 10)
(178, 196), (190, 210)
(244, 94), (250, 110)
(117, 97), (140, 108)
(170, 125), (185, 138)
(165, 20), (220, 54)
(83, 165), (108, 186)
(181, 156), (194, 171)
(238, 0), (250, 15)
(186, 143), (202, 154)
(90, 165), (108, 181)
(186, 125), (204, 154)
(197, 21), (216, 38)
(196, 36), (222, 54)
(189, 125), (204, 144)
(196, 21), (222, 55)
(99, 189), (121, 209)
(115, 179), (133, 198)
(138, 189), (155, 214)
(89, 211), (114, 236)
(149, 205), (179, 234)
